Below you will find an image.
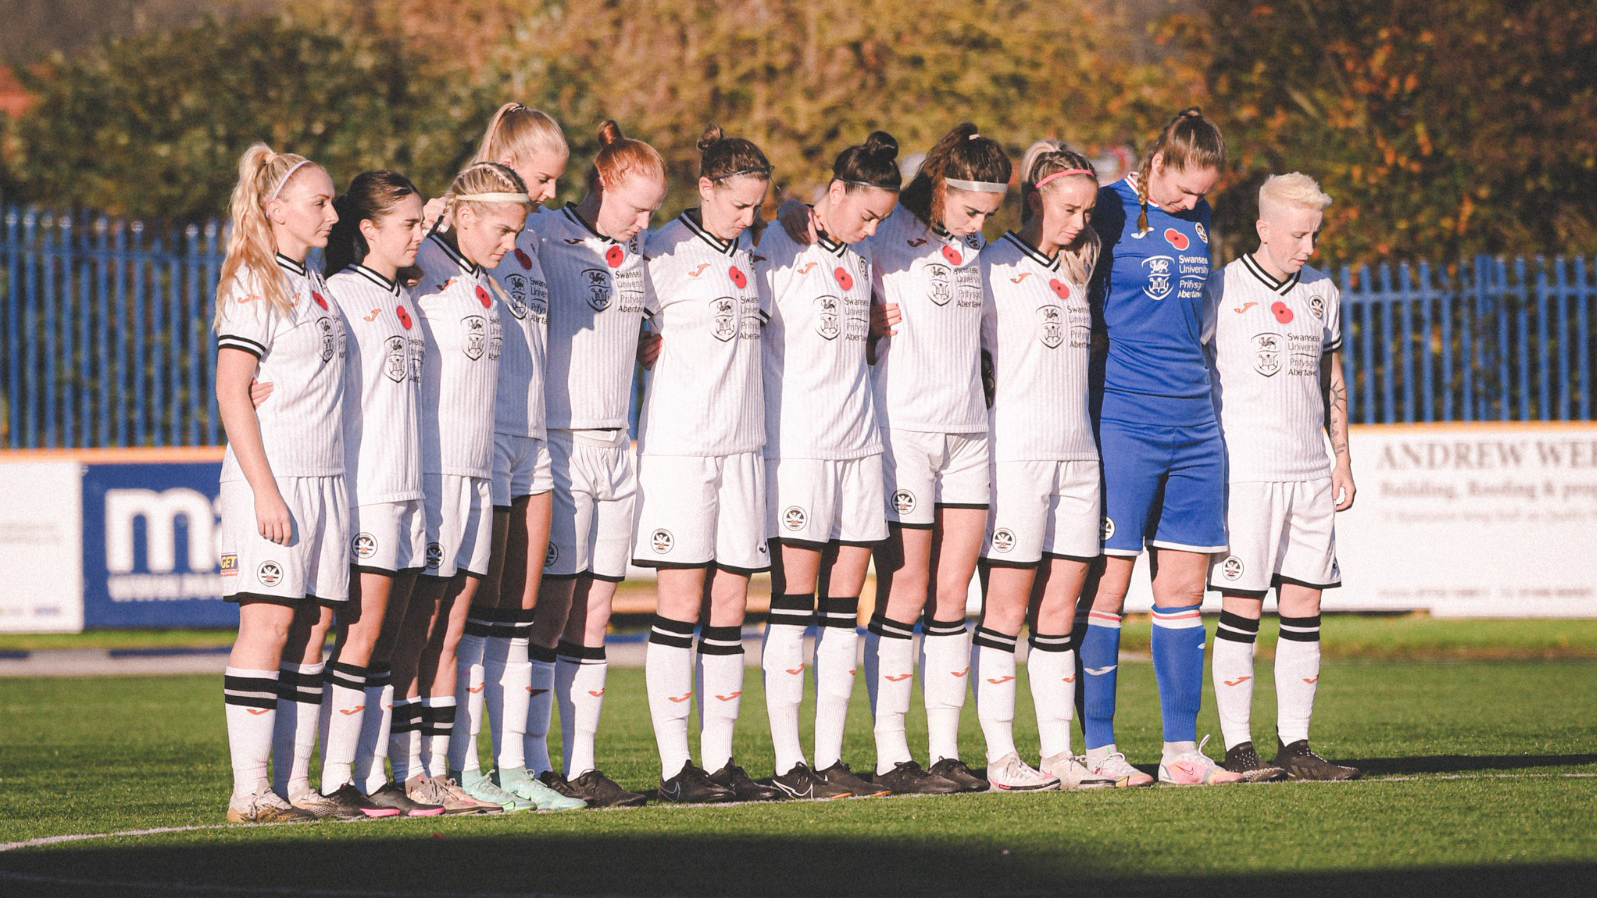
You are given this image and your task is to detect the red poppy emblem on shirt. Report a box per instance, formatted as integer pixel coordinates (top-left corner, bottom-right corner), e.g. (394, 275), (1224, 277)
(1165, 228), (1190, 251)
(396, 306), (413, 330)
(312, 291), (328, 310)
(514, 248), (533, 270)
(605, 246), (625, 268)
(476, 285), (492, 308)
(941, 245), (962, 265)
(1271, 301), (1294, 323)
(834, 267), (854, 291)
(1048, 279), (1070, 300)
(729, 265), (748, 288)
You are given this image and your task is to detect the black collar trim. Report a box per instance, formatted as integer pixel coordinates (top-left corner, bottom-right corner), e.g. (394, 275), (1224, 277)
(430, 232), (479, 276)
(1242, 253), (1300, 295)
(275, 253), (307, 277)
(1002, 231), (1060, 271)
(351, 265), (400, 296)
(681, 210), (736, 257)
(562, 203), (617, 244)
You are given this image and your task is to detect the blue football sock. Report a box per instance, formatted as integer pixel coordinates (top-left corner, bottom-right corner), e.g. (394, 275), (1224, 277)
(1150, 604), (1206, 743)
(1078, 611), (1123, 750)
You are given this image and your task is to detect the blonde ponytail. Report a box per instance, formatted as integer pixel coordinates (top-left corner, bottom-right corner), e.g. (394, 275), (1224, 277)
(213, 144), (320, 332)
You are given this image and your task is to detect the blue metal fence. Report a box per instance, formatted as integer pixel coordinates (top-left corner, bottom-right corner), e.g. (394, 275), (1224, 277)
(1, 204), (1593, 449)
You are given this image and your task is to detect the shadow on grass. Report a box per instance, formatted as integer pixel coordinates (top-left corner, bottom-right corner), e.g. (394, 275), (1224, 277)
(1358, 754), (1597, 776)
(0, 832), (1592, 898)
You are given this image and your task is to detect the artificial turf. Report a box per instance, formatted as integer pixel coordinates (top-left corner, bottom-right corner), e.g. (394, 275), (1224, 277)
(1, 648), (1594, 896)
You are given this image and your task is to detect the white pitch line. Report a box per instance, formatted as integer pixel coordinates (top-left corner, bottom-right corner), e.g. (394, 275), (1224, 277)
(0, 870), (647, 898)
(1371, 772), (1597, 782)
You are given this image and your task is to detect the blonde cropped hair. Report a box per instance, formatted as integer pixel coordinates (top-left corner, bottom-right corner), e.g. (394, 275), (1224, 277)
(1258, 172), (1333, 221)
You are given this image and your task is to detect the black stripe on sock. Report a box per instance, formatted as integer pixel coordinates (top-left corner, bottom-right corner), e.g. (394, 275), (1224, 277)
(923, 617), (967, 637)
(698, 625), (744, 656)
(817, 596), (859, 628)
(1028, 632), (1071, 652)
(1216, 611), (1261, 643)
(868, 614), (915, 640)
(649, 614), (697, 648)
(366, 664), (391, 687)
(1277, 614), (1322, 642)
(972, 627), (1017, 651)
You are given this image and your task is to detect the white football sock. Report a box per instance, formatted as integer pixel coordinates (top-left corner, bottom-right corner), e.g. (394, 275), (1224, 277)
(921, 617), (970, 764)
(646, 615), (696, 776)
(1213, 611), (1261, 750)
(527, 645), (558, 774)
(972, 627), (1018, 765)
(272, 661), (324, 799)
(763, 592), (812, 773)
(422, 695), (456, 778)
(1275, 614), (1323, 745)
(561, 643), (608, 777)
(866, 615), (916, 774)
(812, 596), (860, 770)
(1026, 634), (1075, 760)
(318, 661), (367, 793)
(697, 625), (745, 773)
(354, 666), (393, 794)
(224, 667), (278, 799)
(450, 623), (487, 774)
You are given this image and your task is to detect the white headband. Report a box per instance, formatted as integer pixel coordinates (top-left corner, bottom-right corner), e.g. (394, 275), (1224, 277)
(266, 160), (312, 202)
(944, 177), (1008, 195)
(456, 192), (531, 204)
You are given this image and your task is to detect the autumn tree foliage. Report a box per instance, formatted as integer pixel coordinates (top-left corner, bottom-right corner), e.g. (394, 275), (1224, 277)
(1195, 0), (1597, 268)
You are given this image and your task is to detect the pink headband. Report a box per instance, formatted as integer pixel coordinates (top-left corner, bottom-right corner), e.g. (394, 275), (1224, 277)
(1033, 169), (1094, 190)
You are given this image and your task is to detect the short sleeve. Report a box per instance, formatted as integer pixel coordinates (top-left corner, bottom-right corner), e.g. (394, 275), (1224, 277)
(1324, 282), (1343, 352)
(216, 271), (276, 359)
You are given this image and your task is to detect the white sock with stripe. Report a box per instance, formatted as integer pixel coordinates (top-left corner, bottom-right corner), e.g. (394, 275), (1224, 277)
(1212, 611), (1261, 750)
(865, 615), (916, 775)
(1026, 633), (1075, 760)
(223, 667), (278, 799)
(972, 627), (1018, 764)
(763, 593), (813, 773)
(354, 665), (394, 794)
(559, 642), (609, 777)
(921, 617), (971, 764)
(812, 596), (860, 770)
(1275, 614), (1322, 745)
(272, 661), (324, 800)
(697, 625), (745, 774)
(527, 644), (558, 775)
(646, 615), (697, 776)
(318, 661), (368, 793)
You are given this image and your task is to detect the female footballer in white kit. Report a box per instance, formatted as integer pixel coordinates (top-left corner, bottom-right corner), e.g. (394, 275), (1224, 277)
(636, 124), (781, 804)
(384, 162), (532, 814)
(316, 170), (442, 818)
(523, 121), (665, 808)
(1206, 172), (1360, 782)
(759, 131), (902, 801)
(972, 143), (1115, 792)
(864, 123), (1010, 794)
(449, 103), (585, 812)
(214, 144), (347, 822)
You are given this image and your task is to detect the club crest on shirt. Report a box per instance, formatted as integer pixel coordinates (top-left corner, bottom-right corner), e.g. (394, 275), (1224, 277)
(1219, 555), (1244, 581)
(317, 317), (337, 363)
(783, 506), (808, 532)
(1141, 256), (1175, 301)
(383, 336), (408, 383)
(1251, 332), (1283, 377)
(926, 264), (953, 306)
(463, 315), (487, 360)
(815, 294), (841, 340)
(582, 268), (612, 311)
(1036, 304), (1064, 349)
(500, 274), (530, 319)
(710, 297), (738, 342)
(1310, 295), (1325, 320)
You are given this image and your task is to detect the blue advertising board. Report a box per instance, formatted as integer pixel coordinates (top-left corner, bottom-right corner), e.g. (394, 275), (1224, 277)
(80, 461), (237, 628)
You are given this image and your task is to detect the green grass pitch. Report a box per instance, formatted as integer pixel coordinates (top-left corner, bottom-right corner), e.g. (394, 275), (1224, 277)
(2, 641), (1594, 896)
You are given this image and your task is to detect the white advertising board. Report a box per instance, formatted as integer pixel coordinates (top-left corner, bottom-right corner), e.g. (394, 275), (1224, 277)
(0, 459), (83, 632)
(1332, 423), (1597, 616)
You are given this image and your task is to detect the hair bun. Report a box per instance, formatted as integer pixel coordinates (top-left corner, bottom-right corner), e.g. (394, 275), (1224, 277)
(597, 120), (624, 147)
(696, 123), (725, 153)
(863, 131), (899, 162)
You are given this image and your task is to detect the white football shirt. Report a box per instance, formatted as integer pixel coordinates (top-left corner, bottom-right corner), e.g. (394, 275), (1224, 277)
(759, 222), (880, 460)
(980, 232), (1096, 462)
(637, 212), (768, 457)
(328, 264), (424, 504)
(1207, 255), (1342, 482)
(413, 232), (501, 478)
(488, 225), (550, 440)
(869, 205), (987, 434)
(218, 254), (346, 481)
(532, 204), (648, 431)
